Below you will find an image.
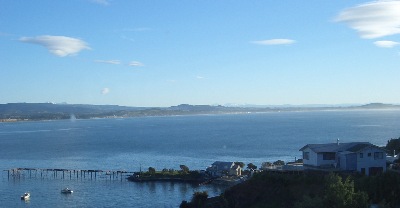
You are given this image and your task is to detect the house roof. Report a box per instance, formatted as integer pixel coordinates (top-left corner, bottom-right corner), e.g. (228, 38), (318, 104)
(211, 161), (234, 171)
(299, 142), (382, 153)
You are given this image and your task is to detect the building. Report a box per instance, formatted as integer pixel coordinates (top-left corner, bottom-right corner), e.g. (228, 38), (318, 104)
(206, 161), (242, 177)
(299, 141), (386, 176)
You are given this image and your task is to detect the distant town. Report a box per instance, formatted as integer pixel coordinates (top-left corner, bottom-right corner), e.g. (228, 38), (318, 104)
(1, 102), (400, 122)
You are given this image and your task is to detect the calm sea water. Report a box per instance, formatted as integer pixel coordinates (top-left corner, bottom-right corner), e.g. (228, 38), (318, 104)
(1, 110), (400, 207)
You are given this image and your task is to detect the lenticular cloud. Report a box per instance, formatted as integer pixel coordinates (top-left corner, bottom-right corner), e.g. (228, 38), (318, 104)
(19, 35), (90, 57)
(336, 1), (400, 39)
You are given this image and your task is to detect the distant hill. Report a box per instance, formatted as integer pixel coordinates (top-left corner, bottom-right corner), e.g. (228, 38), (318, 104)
(0, 103), (145, 121)
(358, 103), (399, 109)
(1, 102), (400, 122)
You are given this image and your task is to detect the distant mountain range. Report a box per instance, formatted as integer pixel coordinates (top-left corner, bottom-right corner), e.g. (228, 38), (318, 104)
(1, 102), (399, 122)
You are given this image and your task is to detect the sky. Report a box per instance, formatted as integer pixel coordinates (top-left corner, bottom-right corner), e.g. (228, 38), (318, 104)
(1, 0), (400, 107)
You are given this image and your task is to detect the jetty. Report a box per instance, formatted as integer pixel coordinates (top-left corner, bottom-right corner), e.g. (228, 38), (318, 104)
(3, 168), (134, 181)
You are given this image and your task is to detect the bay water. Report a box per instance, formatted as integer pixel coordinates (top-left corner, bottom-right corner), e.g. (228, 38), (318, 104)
(1, 110), (400, 207)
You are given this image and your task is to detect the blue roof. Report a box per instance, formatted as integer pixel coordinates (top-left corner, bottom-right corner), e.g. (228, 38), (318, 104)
(299, 142), (379, 153)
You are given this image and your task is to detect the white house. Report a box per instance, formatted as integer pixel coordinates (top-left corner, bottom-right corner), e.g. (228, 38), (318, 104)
(299, 141), (386, 176)
(206, 161), (242, 177)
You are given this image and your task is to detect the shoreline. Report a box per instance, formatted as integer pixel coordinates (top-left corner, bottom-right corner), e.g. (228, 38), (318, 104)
(2, 108), (400, 123)
(127, 176), (207, 184)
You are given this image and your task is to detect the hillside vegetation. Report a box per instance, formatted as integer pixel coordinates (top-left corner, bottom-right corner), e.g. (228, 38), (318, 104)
(182, 171), (400, 208)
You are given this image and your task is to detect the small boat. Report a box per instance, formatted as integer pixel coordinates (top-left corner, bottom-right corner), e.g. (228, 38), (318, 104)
(21, 192), (30, 200)
(61, 188), (73, 194)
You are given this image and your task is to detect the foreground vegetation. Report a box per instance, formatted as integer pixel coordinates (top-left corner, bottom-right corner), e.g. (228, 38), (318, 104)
(181, 171), (400, 208)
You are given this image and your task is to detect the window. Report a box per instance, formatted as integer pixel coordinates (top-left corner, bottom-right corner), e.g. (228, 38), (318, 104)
(374, 152), (383, 160)
(360, 153), (363, 158)
(323, 152), (335, 160)
(303, 152), (309, 160)
(368, 153), (371, 157)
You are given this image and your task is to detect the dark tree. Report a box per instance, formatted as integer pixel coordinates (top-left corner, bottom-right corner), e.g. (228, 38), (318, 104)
(180, 165), (189, 173)
(191, 191), (208, 207)
(273, 160), (285, 166)
(386, 138), (400, 156)
(247, 163), (257, 170)
(148, 167), (156, 174)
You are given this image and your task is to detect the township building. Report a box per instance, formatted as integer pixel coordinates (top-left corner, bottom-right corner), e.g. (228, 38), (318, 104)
(206, 161), (242, 177)
(299, 141), (386, 176)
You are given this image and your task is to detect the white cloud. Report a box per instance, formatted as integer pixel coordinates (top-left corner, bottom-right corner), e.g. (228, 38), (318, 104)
(90, 0), (109, 6)
(336, 1), (400, 39)
(373, 40), (400, 48)
(19, 35), (90, 57)
(95, 60), (121, 65)
(121, 35), (135, 42)
(251, 39), (296, 45)
(196, 76), (205, 79)
(101, 88), (110, 95)
(128, 61), (144, 67)
(121, 27), (151, 32)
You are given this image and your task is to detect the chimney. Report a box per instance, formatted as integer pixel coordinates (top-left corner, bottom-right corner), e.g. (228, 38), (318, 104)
(337, 138), (340, 146)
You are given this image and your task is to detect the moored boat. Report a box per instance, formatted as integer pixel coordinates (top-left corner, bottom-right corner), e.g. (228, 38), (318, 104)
(21, 192), (30, 200)
(61, 188), (73, 194)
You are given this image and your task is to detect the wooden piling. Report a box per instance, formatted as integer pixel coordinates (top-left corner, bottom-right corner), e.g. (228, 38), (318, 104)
(3, 168), (133, 182)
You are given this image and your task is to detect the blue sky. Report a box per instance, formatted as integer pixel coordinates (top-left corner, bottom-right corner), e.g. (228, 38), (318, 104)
(1, 0), (399, 107)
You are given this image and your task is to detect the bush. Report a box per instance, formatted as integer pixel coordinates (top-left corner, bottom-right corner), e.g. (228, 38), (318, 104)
(273, 160), (285, 166)
(323, 173), (368, 208)
(191, 191), (208, 207)
(148, 167), (156, 174)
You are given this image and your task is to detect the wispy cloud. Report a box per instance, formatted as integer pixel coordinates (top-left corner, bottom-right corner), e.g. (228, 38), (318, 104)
(19, 35), (90, 57)
(101, 88), (110, 95)
(128, 61), (144, 67)
(196, 76), (205, 79)
(95, 60), (121, 65)
(373, 40), (400, 48)
(0, 31), (12, 36)
(335, 1), (400, 39)
(121, 27), (152, 32)
(90, 0), (109, 6)
(251, 39), (296, 45)
(120, 35), (135, 42)
(95, 59), (144, 67)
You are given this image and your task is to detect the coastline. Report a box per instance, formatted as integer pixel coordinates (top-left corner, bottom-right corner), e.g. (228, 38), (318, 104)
(127, 175), (207, 184)
(2, 107), (400, 123)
